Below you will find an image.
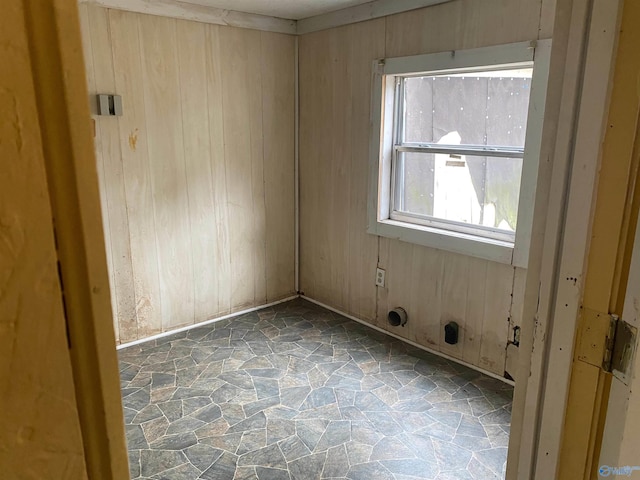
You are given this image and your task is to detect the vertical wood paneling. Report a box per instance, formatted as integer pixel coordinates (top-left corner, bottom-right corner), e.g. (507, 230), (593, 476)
(261, 32), (296, 301)
(408, 246), (444, 347)
(385, 0), (464, 58)
(385, 0), (543, 58)
(385, 240), (415, 334)
(439, 253), (470, 359)
(376, 237), (391, 329)
(505, 266), (527, 380)
(312, 32), (333, 306)
(78, 4), (120, 343)
(87, 5), (138, 342)
(176, 19), (217, 323)
(139, 15), (195, 330)
(220, 27), (261, 309)
(80, 7), (296, 342)
(300, 20), (384, 318)
(327, 25), (352, 311)
(509, 267), (528, 331)
(108, 10), (163, 337)
(348, 20), (386, 321)
(247, 32), (267, 307)
(463, 257), (488, 366)
(479, 262), (515, 373)
(300, 28), (331, 302)
(300, 0), (549, 376)
(204, 25), (232, 316)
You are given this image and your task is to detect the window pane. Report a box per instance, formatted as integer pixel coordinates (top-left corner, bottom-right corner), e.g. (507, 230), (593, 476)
(402, 69), (532, 147)
(397, 152), (522, 232)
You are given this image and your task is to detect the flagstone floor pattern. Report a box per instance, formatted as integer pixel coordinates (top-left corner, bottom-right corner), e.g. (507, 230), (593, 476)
(119, 298), (512, 479)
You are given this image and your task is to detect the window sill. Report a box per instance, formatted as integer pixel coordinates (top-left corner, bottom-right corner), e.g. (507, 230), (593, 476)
(368, 219), (516, 265)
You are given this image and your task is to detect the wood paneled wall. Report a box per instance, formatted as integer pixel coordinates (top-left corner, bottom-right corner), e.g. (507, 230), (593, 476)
(79, 5), (296, 344)
(299, 0), (554, 377)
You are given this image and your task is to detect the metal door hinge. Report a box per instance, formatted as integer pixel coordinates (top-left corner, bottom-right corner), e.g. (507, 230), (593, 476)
(603, 314), (637, 384)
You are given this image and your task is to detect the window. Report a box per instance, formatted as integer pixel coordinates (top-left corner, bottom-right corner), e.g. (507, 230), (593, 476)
(368, 41), (551, 266)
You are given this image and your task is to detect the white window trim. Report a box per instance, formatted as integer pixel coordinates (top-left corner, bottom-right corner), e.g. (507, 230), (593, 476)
(367, 39), (552, 267)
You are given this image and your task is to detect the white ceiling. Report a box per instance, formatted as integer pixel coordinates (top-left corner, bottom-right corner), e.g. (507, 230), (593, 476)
(173, 0), (374, 20)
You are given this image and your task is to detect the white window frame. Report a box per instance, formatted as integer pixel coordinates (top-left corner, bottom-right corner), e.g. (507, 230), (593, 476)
(367, 40), (552, 267)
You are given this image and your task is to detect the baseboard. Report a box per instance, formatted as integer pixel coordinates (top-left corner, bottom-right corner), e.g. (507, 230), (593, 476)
(301, 295), (514, 386)
(117, 293), (514, 386)
(116, 295), (300, 350)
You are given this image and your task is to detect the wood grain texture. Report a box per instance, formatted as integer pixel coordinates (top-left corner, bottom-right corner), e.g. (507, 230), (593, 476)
(479, 261), (514, 373)
(139, 14), (195, 331)
(300, 0), (549, 375)
(204, 24), (231, 316)
(108, 9), (163, 337)
(78, 4), (120, 343)
(299, 27), (331, 304)
(439, 253), (470, 359)
(86, 5), (138, 341)
(1, 2), (88, 475)
(299, 20), (385, 320)
(176, 18), (217, 323)
(505, 266), (526, 380)
(27, 0), (130, 475)
(261, 31), (296, 301)
(385, 0), (543, 57)
(463, 257), (488, 366)
(82, 0), (297, 34)
(347, 20), (385, 322)
(80, 6), (296, 342)
(219, 26), (264, 310)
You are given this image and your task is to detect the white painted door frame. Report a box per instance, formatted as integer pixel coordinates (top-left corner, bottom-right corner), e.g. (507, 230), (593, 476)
(509, 0), (623, 478)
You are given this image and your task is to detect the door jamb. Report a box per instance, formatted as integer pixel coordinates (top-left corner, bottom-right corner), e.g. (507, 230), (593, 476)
(24, 0), (629, 479)
(22, 0), (130, 478)
(508, 0), (624, 478)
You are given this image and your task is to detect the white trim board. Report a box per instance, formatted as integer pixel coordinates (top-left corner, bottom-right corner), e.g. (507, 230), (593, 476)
(116, 295), (299, 350)
(366, 40), (551, 268)
(79, 0), (454, 34)
(301, 295), (515, 386)
(296, 0), (451, 34)
(532, 0), (623, 475)
(79, 0), (297, 34)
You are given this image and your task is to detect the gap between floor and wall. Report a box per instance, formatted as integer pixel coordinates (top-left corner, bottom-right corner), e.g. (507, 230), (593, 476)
(116, 292), (514, 386)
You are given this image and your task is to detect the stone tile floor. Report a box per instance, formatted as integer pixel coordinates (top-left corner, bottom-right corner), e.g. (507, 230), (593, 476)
(119, 299), (512, 479)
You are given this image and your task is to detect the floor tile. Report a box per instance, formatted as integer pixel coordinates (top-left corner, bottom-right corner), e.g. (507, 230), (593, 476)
(119, 299), (512, 479)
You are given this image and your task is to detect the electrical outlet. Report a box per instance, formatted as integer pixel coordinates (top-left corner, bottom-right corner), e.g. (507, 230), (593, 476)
(375, 268), (386, 287)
